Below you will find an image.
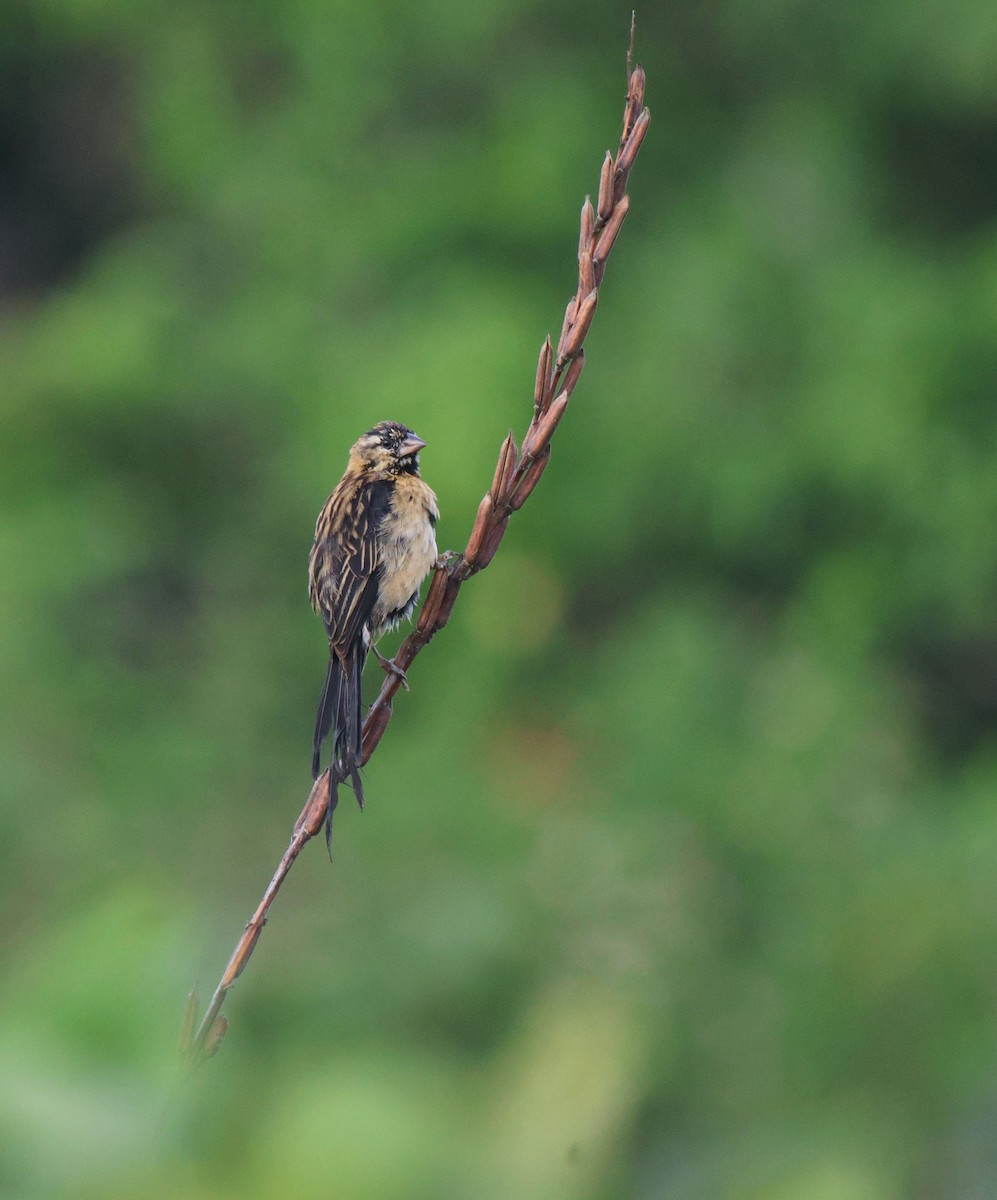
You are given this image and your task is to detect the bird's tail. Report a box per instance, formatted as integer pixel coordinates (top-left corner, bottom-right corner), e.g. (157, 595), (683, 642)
(312, 645), (367, 814)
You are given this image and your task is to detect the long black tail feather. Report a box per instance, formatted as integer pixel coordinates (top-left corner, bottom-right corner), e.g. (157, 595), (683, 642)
(341, 642), (366, 810)
(312, 644), (368, 813)
(312, 656), (342, 780)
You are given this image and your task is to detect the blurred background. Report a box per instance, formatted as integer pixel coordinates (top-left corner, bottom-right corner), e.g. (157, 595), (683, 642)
(2, 0), (997, 1196)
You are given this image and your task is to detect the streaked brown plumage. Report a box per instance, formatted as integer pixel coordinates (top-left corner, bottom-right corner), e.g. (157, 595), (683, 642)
(309, 421), (439, 814)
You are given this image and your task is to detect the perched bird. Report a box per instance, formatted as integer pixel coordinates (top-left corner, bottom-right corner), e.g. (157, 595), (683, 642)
(308, 421), (439, 813)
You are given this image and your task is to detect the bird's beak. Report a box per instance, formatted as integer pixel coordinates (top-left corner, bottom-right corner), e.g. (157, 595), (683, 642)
(400, 433), (427, 457)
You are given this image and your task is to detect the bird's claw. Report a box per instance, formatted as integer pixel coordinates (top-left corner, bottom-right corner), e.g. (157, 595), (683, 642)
(434, 550), (456, 570)
(373, 649), (410, 690)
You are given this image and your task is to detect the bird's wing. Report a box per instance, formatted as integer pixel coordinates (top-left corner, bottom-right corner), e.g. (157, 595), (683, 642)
(309, 477), (392, 653)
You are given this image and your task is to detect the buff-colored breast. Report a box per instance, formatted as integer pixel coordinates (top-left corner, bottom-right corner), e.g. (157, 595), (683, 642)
(372, 475), (439, 631)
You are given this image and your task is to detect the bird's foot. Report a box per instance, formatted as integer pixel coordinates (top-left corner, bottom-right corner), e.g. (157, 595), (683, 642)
(372, 646), (410, 690)
(434, 550), (456, 571)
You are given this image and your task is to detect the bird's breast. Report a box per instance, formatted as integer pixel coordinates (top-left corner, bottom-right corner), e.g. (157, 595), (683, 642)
(374, 477), (439, 628)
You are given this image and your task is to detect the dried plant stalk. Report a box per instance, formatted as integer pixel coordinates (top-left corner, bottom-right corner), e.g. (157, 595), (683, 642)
(182, 36), (650, 1067)
(184, 775), (331, 1064)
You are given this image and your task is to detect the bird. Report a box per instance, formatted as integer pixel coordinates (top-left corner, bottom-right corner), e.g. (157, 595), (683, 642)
(308, 421), (439, 822)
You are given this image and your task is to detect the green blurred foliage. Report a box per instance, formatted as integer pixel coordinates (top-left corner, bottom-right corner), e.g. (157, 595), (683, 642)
(2, 0), (997, 1196)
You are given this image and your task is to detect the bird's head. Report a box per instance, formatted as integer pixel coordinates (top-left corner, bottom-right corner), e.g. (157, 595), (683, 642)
(349, 421), (427, 477)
